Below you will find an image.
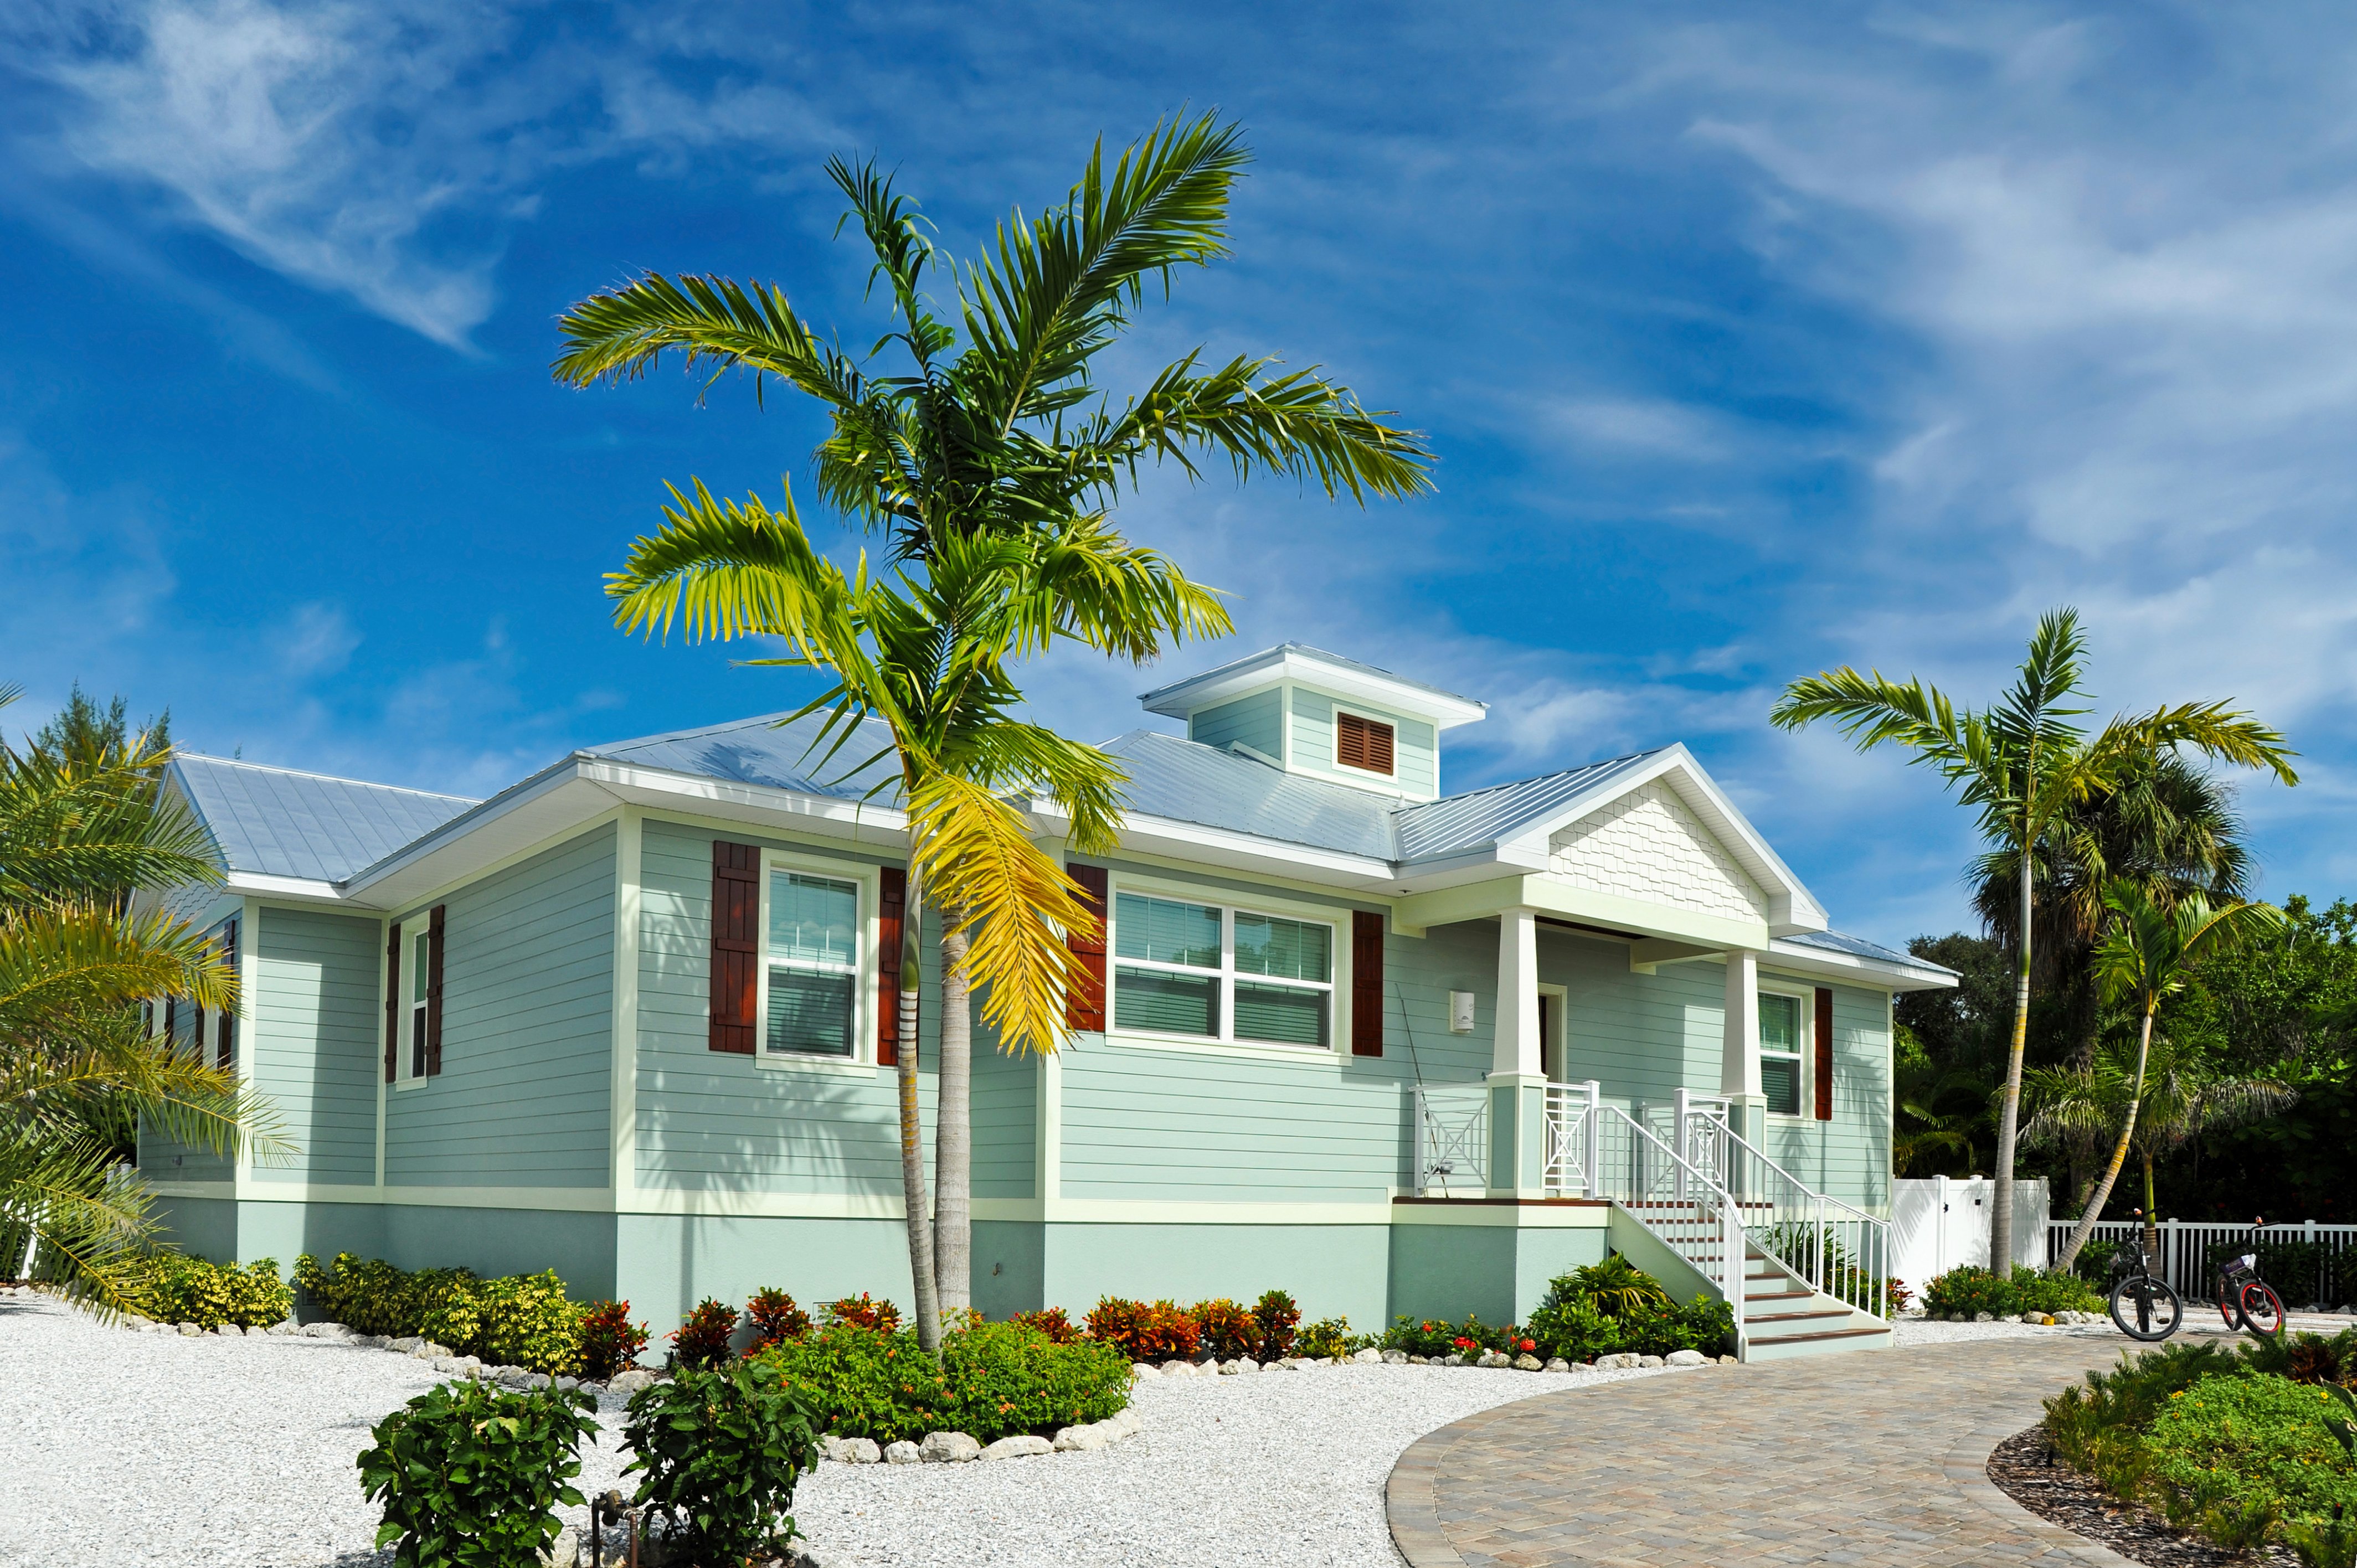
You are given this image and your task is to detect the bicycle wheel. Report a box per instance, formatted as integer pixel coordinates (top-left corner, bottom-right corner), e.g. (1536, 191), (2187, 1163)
(2109, 1276), (2183, 1341)
(2237, 1281), (2287, 1338)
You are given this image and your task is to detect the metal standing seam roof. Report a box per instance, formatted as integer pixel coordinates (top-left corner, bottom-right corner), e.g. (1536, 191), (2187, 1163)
(1777, 928), (1949, 974)
(169, 755), (478, 883)
(578, 710), (902, 802)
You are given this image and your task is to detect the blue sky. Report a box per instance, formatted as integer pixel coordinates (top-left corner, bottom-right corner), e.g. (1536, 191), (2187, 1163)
(3, 1), (2351, 945)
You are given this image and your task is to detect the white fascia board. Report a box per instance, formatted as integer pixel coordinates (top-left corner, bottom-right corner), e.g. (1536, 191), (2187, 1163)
(1492, 744), (1829, 935)
(224, 871), (346, 904)
(1140, 648), (1488, 730)
(1102, 813), (1402, 890)
(588, 760), (908, 841)
(1764, 937), (1958, 994)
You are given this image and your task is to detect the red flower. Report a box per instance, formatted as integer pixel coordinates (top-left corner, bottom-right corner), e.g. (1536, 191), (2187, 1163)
(1453, 1337), (1475, 1350)
(1519, 1339), (1536, 1354)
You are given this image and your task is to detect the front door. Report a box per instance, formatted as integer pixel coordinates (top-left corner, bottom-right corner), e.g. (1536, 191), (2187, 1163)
(1538, 989), (1565, 1082)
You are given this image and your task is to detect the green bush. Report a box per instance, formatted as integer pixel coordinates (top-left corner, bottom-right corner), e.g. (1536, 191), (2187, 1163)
(1519, 1257), (1732, 1361)
(293, 1252), (587, 1374)
(1921, 1265), (2013, 1318)
(1296, 1317), (1352, 1360)
(2145, 1374), (2357, 1525)
(2013, 1267), (2104, 1316)
(1379, 1312), (1517, 1357)
(1190, 1298), (1263, 1360)
(357, 1378), (599, 1568)
(756, 1319), (1130, 1443)
(624, 1360), (819, 1566)
(137, 1253), (291, 1329)
(1524, 1294), (1622, 1363)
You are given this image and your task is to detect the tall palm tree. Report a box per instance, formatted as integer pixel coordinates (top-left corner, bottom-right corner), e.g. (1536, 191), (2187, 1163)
(2041, 885), (2283, 1274)
(1772, 610), (2298, 1270)
(1893, 1056), (1996, 1176)
(556, 113), (1432, 1325)
(1, 687), (271, 1313)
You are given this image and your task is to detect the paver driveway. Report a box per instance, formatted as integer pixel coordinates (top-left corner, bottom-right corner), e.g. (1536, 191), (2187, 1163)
(1387, 1336), (2135, 1567)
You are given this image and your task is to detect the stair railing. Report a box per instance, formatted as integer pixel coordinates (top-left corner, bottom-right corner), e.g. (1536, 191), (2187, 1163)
(1542, 1079), (1601, 1196)
(1586, 1103), (1745, 1329)
(1689, 1110), (1892, 1318)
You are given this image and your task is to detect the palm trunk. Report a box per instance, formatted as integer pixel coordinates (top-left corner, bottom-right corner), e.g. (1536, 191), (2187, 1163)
(2051, 1004), (2155, 1274)
(1990, 841), (2032, 1275)
(897, 869), (940, 1353)
(933, 922), (972, 1316)
(2142, 1152), (2159, 1266)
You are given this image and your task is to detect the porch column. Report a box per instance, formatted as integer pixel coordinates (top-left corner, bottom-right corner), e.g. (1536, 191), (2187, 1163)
(1722, 948), (1761, 1097)
(1493, 906), (1541, 1077)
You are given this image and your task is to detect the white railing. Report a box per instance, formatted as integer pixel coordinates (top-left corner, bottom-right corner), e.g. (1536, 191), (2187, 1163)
(1543, 1079), (1601, 1196)
(2044, 1218), (2357, 1307)
(1699, 1112), (1892, 1318)
(1586, 1103), (1747, 1327)
(1413, 1082), (1490, 1197)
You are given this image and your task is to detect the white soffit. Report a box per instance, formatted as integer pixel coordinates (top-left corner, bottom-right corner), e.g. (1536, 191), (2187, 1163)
(1139, 646), (1489, 730)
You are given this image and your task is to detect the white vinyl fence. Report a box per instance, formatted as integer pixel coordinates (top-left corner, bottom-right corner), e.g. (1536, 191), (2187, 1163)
(2043, 1218), (2357, 1307)
(1891, 1177), (2049, 1293)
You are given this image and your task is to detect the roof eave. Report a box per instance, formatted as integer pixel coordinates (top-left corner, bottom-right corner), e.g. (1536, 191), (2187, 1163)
(1764, 936), (1959, 993)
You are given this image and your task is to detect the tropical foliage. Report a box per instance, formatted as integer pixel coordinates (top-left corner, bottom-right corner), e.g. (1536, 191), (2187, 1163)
(554, 112), (1431, 1337)
(358, 1379), (599, 1568)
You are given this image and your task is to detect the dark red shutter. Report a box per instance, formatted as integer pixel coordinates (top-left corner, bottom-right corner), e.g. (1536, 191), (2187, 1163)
(424, 905), (447, 1076)
(1065, 863), (1108, 1031)
(1351, 911), (1385, 1056)
(384, 925), (400, 1082)
(878, 866), (907, 1066)
(709, 842), (760, 1054)
(215, 918), (238, 1069)
(1814, 986), (1834, 1121)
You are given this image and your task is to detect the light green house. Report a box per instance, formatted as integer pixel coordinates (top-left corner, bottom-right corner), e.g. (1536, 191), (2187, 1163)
(140, 644), (1953, 1360)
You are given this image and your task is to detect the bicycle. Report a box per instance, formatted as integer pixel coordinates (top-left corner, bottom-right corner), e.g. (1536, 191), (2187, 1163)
(2215, 1216), (2287, 1340)
(2107, 1213), (2184, 1342)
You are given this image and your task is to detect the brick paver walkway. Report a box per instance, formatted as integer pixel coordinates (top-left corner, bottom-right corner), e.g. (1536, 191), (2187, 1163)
(1387, 1337), (2137, 1567)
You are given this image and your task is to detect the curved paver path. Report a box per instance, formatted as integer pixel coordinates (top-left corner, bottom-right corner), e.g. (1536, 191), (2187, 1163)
(1388, 1337), (2138, 1567)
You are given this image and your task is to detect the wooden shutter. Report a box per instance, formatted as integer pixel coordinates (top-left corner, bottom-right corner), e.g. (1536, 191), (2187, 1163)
(709, 841), (760, 1054)
(163, 996), (178, 1055)
(1065, 863), (1108, 1031)
(878, 867), (908, 1066)
(424, 905), (446, 1076)
(214, 918), (238, 1069)
(1351, 910), (1385, 1056)
(383, 925), (401, 1083)
(1813, 986), (1834, 1121)
(1336, 712), (1395, 775)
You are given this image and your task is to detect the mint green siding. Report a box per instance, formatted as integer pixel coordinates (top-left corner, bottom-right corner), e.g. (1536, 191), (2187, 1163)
(250, 905), (381, 1185)
(634, 817), (933, 1193)
(1187, 689), (1284, 757)
(1286, 687), (1439, 796)
(1760, 981), (1893, 1213)
(137, 891), (242, 1186)
(972, 1044), (1036, 1200)
(384, 826), (615, 1187)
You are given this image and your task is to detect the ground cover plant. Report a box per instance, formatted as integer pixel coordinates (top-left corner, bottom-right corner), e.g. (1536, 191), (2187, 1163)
(1520, 1255), (1736, 1363)
(295, 1253), (586, 1374)
(624, 1361), (820, 1566)
(2041, 1328), (2357, 1562)
(135, 1252), (292, 1329)
(357, 1379), (599, 1568)
(754, 1316), (1129, 1443)
(1920, 1263), (2102, 1319)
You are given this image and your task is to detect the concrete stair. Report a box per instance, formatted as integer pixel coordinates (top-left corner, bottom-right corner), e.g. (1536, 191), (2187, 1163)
(1734, 1244), (1891, 1363)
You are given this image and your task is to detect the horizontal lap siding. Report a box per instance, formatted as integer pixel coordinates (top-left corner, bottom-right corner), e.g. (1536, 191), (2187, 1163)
(973, 1015), (1036, 1200)
(1548, 932), (1726, 1106)
(1187, 690), (1284, 756)
(250, 906), (380, 1184)
(1760, 982), (1892, 1214)
(1285, 688), (1438, 797)
(384, 826), (615, 1188)
(142, 994), (235, 1184)
(636, 818), (932, 1193)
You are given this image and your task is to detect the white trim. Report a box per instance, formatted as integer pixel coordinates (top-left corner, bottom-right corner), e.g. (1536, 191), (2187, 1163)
(1388, 1201), (1609, 1229)
(755, 847), (878, 1065)
(1139, 645), (1488, 729)
(373, 914), (388, 1187)
(1756, 977), (1812, 1121)
(1104, 870), (1344, 1055)
(977, 1197), (1400, 1225)
(1764, 937), (1958, 994)
(186, 1183), (1416, 1225)
(611, 808), (641, 1202)
(1332, 708), (1399, 780)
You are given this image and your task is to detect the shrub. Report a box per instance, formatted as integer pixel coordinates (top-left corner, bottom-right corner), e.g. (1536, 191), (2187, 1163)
(292, 1253), (588, 1374)
(578, 1301), (649, 1380)
(1921, 1265), (2013, 1319)
(758, 1323), (941, 1443)
(671, 1299), (738, 1371)
(1191, 1298), (1264, 1361)
(2243, 1325), (2357, 1389)
(1010, 1307), (1079, 1344)
(625, 1360), (820, 1566)
(1618, 1296), (1736, 1357)
(137, 1253), (291, 1329)
(756, 1319), (1131, 1444)
(1252, 1290), (1301, 1359)
(2011, 1267), (2103, 1317)
(746, 1288), (812, 1353)
(2145, 1374), (2357, 1526)
(1566, 1254), (1668, 1318)
(822, 1292), (902, 1333)
(1084, 1297), (1200, 1362)
(357, 1378), (598, 1568)
(1520, 1258), (1730, 1361)
(1297, 1317), (1352, 1360)
(1524, 1294), (1623, 1364)
(1380, 1313), (1517, 1358)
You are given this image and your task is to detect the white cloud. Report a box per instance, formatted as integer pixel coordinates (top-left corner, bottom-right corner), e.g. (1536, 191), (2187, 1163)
(274, 601), (359, 677)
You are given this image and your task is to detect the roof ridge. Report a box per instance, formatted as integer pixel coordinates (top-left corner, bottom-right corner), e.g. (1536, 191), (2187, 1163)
(175, 752), (478, 803)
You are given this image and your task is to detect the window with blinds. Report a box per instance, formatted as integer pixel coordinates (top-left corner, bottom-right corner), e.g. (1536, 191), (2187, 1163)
(1335, 711), (1396, 775)
(767, 870), (859, 1056)
(1759, 992), (1804, 1116)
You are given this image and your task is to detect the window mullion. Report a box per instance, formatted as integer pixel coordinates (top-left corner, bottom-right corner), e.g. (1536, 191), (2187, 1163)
(1220, 908), (1236, 1042)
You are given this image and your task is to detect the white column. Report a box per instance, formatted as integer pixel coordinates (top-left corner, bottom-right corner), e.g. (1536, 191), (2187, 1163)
(1722, 948), (1761, 1097)
(1494, 907), (1541, 1077)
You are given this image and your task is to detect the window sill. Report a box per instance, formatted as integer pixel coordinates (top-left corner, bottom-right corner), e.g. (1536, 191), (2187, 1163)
(753, 1054), (878, 1078)
(1102, 1030), (1341, 1065)
(393, 1078), (430, 1093)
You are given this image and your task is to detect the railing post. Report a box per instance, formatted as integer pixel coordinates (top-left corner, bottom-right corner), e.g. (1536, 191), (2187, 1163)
(1723, 1200), (1743, 1328)
(1672, 1087), (1690, 1203)
(1582, 1081), (1602, 1200)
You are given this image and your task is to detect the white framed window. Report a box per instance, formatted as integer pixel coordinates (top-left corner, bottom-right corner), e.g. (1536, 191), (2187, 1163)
(758, 855), (868, 1062)
(397, 920), (431, 1083)
(1758, 988), (1806, 1117)
(1110, 888), (1336, 1050)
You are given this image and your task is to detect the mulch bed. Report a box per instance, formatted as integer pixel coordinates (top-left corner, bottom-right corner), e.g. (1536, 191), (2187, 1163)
(1985, 1427), (2297, 1566)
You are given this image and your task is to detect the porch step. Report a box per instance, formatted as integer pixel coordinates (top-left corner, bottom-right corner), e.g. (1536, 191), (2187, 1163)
(1739, 1324), (1893, 1363)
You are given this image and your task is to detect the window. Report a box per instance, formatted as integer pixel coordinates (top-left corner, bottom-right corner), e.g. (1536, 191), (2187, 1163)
(1112, 890), (1335, 1048)
(1335, 711), (1396, 775)
(1759, 992), (1803, 1116)
(766, 870), (858, 1057)
(407, 925), (431, 1080)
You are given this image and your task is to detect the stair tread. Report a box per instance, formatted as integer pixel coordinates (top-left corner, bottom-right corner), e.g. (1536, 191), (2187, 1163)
(1744, 1307), (1855, 1322)
(1744, 1325), (1891, 1345)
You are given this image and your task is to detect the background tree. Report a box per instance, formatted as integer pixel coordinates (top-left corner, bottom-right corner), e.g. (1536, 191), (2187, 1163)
(1, 685), (273, 1312)
(1773, 608), (2298, 1270)
(555, 114), (1433, 1322)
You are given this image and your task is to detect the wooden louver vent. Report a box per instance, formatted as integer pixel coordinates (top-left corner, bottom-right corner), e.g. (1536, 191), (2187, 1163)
(709, 840), (760, 1055)
(1814, 987), (1834, 1121)
(1335, 711), (1395, 775)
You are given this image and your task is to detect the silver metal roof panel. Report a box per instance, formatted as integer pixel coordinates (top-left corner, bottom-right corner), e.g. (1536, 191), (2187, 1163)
(171, 755), (477, 883)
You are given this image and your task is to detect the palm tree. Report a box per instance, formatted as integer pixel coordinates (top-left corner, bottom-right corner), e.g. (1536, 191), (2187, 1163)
(1772, 609), (2298, 1271)
(1893, 1056), (1996, 1176)
(556, 113), (1433, 1327)
(2040, 885), (2283, 1274)
(1, 687), (271, 1313)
